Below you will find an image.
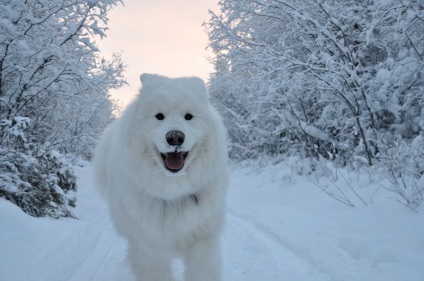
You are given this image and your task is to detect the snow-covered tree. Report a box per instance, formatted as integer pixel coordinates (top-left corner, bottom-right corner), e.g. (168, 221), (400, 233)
(207, 0), (423, 207)
(0, 0), (126, 217)
(0, 0), (126, 155)
(207, 0), (423, 162)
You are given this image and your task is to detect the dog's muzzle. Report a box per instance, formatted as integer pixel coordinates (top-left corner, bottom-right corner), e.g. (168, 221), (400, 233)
(160, 130), (188, 173)
(161, 151), (188, 173)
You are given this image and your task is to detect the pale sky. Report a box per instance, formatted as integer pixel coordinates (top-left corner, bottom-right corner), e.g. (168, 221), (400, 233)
(97, 0), (219, 106)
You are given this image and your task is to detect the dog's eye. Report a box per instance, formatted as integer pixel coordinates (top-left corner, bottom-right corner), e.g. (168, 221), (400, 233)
(155, 113), (165, 120)
(185, 113), (193, 120)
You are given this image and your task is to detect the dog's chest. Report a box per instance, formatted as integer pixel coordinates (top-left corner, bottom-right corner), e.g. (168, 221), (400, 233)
(136, 195), (204, 235)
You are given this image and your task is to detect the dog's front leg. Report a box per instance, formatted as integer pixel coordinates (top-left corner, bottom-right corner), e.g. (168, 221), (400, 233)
(128, 245), (175, 281)
(183, 237), (222, 281)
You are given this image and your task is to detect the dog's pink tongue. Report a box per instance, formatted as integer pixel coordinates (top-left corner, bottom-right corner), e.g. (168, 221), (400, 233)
(165, 152), (184, 170)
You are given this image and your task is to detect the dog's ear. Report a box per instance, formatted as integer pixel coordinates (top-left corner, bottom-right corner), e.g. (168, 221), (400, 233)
(140, 73), (163, 86)
(185, 77), (206, 93)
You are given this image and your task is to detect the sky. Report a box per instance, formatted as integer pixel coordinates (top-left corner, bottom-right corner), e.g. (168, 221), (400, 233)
(98, 0), (219, 106)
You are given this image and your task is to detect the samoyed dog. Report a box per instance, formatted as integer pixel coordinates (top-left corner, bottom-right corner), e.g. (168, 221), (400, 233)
(93, 74), (229, 281)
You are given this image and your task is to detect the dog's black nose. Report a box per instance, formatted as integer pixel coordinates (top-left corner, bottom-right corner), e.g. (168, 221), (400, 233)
(166, 130), (185, 146)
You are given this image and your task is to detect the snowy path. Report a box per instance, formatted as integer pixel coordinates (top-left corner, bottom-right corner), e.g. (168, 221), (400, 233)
(224, 209), (331, 281)
(1, 164), (424, 281)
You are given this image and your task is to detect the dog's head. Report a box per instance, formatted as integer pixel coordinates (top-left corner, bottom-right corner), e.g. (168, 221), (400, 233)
(130, 74), (214, 176)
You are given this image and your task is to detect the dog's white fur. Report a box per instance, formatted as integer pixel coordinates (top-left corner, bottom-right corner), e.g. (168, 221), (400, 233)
(93, 74), (229, 281)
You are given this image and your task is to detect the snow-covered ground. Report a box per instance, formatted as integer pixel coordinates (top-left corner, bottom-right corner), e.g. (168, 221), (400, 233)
(1, 162), (423, 281)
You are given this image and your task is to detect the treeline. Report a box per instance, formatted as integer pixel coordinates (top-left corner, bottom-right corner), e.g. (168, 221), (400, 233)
(0, 0), (125, 218)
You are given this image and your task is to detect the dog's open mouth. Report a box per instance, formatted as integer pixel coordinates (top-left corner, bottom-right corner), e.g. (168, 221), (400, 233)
(160, 151), (189, 173)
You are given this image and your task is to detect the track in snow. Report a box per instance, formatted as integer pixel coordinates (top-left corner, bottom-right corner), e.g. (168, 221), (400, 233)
(223, 208), (333, 281)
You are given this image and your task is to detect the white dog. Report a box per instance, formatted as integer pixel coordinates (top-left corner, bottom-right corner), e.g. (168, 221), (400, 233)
(93, 74), (229, 281)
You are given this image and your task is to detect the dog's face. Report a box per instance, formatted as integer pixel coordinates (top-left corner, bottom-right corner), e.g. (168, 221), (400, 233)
(133, 74), (212, 176)
(146, 100), (208, 176)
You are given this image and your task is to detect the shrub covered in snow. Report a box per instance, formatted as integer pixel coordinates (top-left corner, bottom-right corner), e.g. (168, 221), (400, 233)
(0, 118), (77, 218)
(0, 0), (125, 217)
(377, 135), (424, 210)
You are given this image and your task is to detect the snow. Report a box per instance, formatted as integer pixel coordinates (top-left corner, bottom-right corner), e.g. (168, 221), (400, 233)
(1, 163), (424, 281)
(300, 121), (331, 142)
